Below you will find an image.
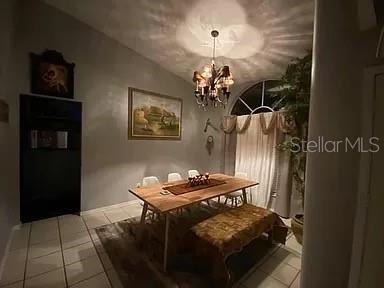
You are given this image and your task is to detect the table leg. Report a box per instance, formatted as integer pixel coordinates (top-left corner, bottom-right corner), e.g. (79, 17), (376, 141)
(242, 188), (248, 204)
(140, 203), (148, 224)
(163, 213), (170, 272)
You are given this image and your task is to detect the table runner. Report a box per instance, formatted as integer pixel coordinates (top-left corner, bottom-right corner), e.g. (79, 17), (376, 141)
(164, 179), (225, 195)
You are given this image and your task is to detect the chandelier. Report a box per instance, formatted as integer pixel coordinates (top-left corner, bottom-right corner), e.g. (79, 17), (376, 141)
(193, 30), (234, 108)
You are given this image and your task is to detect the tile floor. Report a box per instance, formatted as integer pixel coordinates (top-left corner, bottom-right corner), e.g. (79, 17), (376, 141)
(0, 201), (302, 288)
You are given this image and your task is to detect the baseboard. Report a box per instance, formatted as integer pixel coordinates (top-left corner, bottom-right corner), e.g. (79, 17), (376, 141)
(0, 225), (18, 279)
(80, 199), (142, 216)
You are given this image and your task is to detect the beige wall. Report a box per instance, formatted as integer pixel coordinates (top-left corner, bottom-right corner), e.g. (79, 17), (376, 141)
(5, 0), (224, 217)
(0, 0), (21, 263)
(0, 0), (20, 262)
(302, 1), (377, 287)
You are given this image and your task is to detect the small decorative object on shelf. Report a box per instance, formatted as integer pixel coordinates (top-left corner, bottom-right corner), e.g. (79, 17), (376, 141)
(187, 173), (211, 187)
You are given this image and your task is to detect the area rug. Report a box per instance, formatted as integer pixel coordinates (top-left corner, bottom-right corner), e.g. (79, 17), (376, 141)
(96, 205), (279, 287)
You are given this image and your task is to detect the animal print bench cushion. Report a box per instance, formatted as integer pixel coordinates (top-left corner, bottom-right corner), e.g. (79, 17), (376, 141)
(190, 204), (285, 257)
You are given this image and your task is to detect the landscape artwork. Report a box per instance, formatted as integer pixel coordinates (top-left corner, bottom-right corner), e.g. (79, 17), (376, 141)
(128, 88), (182, 140)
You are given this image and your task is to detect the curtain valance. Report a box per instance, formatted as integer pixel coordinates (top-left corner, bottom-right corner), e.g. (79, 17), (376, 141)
(221, 112), (296, 135)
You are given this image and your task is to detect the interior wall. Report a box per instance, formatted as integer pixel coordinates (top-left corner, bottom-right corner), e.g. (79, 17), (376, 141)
(9, 0), (223, 212)
(349, 18), (384, 288)
(302, 1), (363, 287)
(0, 0), (20, 262)
(358, 26), (382, 64)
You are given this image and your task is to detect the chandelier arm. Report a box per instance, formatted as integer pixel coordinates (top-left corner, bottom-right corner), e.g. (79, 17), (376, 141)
(195, 97), (205, 105)
(213, 75), (225, 86)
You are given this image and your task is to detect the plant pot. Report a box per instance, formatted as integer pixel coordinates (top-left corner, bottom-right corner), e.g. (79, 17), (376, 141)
(291, 214), (304, 245)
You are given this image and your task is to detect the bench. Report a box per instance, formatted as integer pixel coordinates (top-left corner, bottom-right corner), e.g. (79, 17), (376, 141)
(188, 204), (288, 287)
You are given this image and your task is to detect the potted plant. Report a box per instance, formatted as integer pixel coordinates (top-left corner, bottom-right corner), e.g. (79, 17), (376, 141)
(272, 52), (312, 244)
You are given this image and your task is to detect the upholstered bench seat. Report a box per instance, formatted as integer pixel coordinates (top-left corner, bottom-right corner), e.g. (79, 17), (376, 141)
(188, 204), (287, 287)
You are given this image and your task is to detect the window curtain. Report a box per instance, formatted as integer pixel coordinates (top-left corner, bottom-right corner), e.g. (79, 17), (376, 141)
(235, 113), (277, 208)
(223, 112), (300, 217)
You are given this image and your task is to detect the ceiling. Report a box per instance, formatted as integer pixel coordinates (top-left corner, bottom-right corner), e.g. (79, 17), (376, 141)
(42, 0), (314, 85)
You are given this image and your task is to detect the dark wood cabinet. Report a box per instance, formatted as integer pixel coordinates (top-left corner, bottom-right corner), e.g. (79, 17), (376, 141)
(20, 94), (82, 223)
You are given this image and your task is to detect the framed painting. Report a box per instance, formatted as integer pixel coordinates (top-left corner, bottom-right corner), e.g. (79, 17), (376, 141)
(30, 50), (75, 98)
(128, 87), (182, 140)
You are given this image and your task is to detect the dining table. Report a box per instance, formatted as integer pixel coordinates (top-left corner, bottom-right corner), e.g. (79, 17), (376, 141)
(128, 173), (259, 272)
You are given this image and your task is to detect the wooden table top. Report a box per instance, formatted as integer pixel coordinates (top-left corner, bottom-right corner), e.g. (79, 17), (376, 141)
(128, 173), (259, 213)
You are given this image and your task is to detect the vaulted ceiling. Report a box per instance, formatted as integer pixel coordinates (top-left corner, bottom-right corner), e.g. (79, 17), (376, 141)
(42, 0), (314, 85)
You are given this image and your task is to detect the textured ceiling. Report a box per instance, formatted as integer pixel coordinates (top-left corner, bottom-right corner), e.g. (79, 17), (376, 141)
(42, 0), (314, 85)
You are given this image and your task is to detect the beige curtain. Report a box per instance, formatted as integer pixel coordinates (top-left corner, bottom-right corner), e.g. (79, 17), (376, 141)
(225, 112), (298, 217)
(235, 113), (277, 208)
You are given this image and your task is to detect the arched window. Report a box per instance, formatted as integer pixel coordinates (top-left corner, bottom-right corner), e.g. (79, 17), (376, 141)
(231, 80), (281, 115)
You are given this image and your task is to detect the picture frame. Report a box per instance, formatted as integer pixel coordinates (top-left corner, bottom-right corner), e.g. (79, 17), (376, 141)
(30, 50), (75, 98)
(128, 87), (182, 140)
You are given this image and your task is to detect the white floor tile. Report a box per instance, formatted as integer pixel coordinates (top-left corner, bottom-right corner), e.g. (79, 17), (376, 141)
(59, 215), (87, 236)
(65, 255), (104, 286)
(242, 270), (287, 288)
(116, 201), (136, 208)
(259, 257), (299, 286)
(286, 236), (302, 255)
(32, 217), (58, 226)
(82, 213), (110, 229)
(272, 248), (302, 270)
(103, 208), (129, 223)
(4, 248), (28, 263)
(105, 269), (123, 288)
(0, 249), (27, 286)
(24, 267), (66, 288)
(28, 238), (61, 259)
(0, 281), (24, 288)
(70, 272), (111, 288)
(63, 241), (96, 265)
(30, 221), (59, 245)
(102, 203), (124, 212)
(9, 225), (30, 251)
(121, 204), (142, 218)
(61, 231), (92, 250)
(26, 251), (63, 279)
(290, 273), (300, 288)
